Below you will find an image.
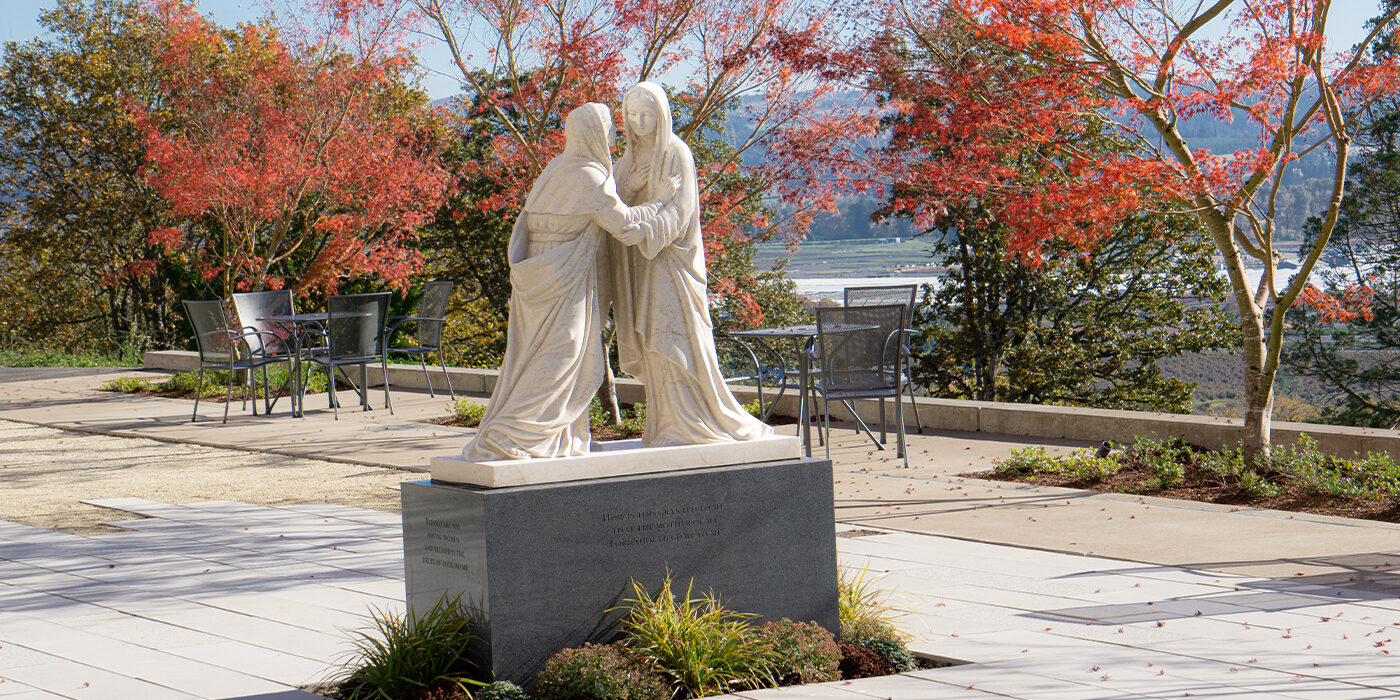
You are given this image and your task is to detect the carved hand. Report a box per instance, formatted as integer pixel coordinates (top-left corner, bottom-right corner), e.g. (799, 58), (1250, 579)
(614, 223), (645, 246)
(659, 175), (682, 199)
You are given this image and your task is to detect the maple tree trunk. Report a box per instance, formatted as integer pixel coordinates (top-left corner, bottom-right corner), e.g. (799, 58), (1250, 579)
(1238, 299), (1275, 465)
(596, 322), (622, 426)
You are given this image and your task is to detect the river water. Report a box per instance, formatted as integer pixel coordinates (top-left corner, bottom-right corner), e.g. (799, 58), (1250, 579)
(789, 266), (1335, 304)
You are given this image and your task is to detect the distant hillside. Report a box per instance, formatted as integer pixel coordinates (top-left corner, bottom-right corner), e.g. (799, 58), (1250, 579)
(1158, 351), (1333, 420)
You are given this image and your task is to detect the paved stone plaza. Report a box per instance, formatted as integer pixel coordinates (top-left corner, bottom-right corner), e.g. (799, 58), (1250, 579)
(2, 368), (1400, 698)
(4, 495), (1400, 698)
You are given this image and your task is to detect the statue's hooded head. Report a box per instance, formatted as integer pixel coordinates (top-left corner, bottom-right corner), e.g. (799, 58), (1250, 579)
(563, 102), (615, 175)
(622, 82), (673, 146)
(619, 82), (675, 191)
(521, 102), (617, 215)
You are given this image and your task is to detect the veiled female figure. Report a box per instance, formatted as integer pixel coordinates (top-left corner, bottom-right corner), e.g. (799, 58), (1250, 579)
(464, 104), (659, 461)
(611, 82), (774, 446)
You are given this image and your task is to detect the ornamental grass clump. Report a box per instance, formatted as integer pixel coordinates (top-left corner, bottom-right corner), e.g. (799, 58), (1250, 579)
(331, 596), (479, 700)
(837, 566), (902, 633)
(532, 643), (669, 700)
(837, 568), (916, 677)
(618, 574), (775, 697)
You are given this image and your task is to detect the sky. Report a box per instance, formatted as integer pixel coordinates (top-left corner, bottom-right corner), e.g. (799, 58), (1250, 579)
(0, 0), (1390, 100)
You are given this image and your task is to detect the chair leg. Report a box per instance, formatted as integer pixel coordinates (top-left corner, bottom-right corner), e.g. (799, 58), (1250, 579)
(223, 366), (234, 424)
(904, 355), (924, 434)
(248, 368), (260, 416)
(817, 397), (828, 462)
(328, 365), (339, 419)
(262, 365), (272, 415)
(438, 349), (456, 401)
(359, 365), (369, 410)
(419, 355), (434, 398)
(382, 358), (394, 414)
(879, 398), (887, 443)
(191, 368), (204, 422)
(895, 388), (908, 468)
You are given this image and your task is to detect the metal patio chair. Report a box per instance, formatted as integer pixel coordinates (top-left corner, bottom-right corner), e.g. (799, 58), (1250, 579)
(386, 280), (456, 400)
(715, 336), (789, 420)
(813, 304), (909, 467)
(306, 292), (392, 419)
(844, 284), (924, 437)
(182, 298), (291, 424)
(230, 289), (298, 409)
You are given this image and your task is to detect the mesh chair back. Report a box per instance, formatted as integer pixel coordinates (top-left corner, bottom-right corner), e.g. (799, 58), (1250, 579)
(844, 284), (917, 325)
(183, 299), (234, 363)
(327, 292), (390, 359)
(231, 290), (295, 356)
(815, 304), (904, 394)
(415, 281), (453, 348)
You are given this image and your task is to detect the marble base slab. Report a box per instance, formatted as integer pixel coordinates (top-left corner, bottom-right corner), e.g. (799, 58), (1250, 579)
(430, 435), (801, 488)
(402, 456), (838, 685)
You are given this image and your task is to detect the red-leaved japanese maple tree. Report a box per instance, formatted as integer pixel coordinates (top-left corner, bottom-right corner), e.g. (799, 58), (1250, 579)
(320, 0), (875, 325)
(136, 0), (450, 298)
(879, 0), (1400, 458)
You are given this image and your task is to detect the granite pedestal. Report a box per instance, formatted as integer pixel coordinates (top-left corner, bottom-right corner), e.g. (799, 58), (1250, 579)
(401, 456), (838, 685)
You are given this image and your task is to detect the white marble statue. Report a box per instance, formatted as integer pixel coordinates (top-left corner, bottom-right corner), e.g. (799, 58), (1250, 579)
(610, 82), (775, 447)
(462, 104), (660, 461)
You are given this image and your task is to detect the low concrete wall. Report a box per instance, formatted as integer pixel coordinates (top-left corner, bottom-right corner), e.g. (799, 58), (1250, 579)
(143, 350), (1400, 457)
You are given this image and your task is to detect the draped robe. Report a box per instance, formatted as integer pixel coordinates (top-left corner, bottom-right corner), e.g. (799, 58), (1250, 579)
(464, 104), (657, 461)
(611, 82), (774, 446)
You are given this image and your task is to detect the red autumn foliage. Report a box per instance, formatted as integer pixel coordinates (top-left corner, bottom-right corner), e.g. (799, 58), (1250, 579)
(135, 0), (450, 296)
(874, 0), (1400, 453)
(313, 0), (877, 325)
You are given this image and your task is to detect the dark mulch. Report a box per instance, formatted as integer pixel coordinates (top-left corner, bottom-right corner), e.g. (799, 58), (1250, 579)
(970, 466), (1400, 524)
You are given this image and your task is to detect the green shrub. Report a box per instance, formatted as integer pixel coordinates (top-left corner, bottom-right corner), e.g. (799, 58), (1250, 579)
(1197, 447), (1247, 480)
(859, 637), (915, 673)
(840, 614), (915, 672)
(1124, 436), (1190, 488)
(473, 680), (530, 700)
(155, 370), (230, 397)
(0, 348), (131, 367)
(756, 619), (840, 685)
(992, 446), (1060, 477)
(1056, 452), (1121, 482)
(588, 398), (646, 438)
(618, 574), (773, 697)
(99, 376), (154, 393)
(1355, 451), (1400, 496)
(840, 617), (901, 647)
(837, 643), (891, 679)
(331, 596), (479, 700)
(1266, 434), (1398, 501)
(450, 398), (486, 426)
(532, 643), (669, 700)
(742, 399), (764, 419)
(1238, 470), (1282, 498)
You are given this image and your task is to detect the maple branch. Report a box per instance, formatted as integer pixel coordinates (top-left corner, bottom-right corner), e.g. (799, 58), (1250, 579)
(1152, 0), (1232, 97)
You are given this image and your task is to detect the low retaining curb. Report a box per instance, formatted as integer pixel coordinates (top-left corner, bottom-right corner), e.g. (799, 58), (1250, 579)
(143, 350), (1400, 458)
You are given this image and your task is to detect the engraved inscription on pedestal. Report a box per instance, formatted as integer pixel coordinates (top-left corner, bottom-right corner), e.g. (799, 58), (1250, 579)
(422, 517), (470, 572)
(603, 502), (723, 549)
